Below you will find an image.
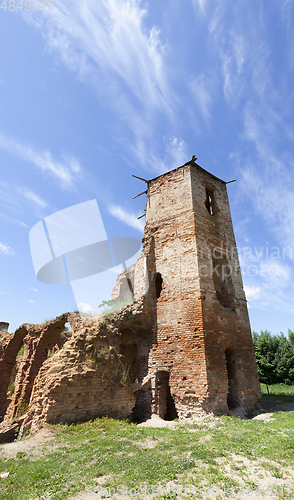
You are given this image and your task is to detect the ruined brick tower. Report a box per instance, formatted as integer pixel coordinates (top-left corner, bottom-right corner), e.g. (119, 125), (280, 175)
(0, 160), (261, 439)
(140, 160), (261, 418)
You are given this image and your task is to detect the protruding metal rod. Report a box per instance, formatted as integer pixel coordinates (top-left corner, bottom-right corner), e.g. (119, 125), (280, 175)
(226, 180), (236, 184)
(132, 174), (149, 183)
(132, 190), (147, 199)
(138, 213), (146, 220)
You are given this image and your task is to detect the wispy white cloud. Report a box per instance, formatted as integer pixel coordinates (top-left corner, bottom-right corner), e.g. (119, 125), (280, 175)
(0, 183), (46, 226)
(24, 0), (192, 175)
(0, 212), (28, 228)
(30, 288), (38, 292)
(209, 2), (272, 106)
(238, 102), (294, 249)
(0, 243), (15, 255)
(165, 137), (189, 170)
(23, 191), (47, 208)
(30, 0), (174, 118)
(240, 242), (293, 313)
(29, 299), (35, 303)
(240, 162), (294, 251)
(192, 0), (207, 14)
(190, 74), (212, 123)
(208, 1), (294, 265)
(109, 204), (145, 232)
(0, 132), (82, 189)
(131, 134), (189, 175)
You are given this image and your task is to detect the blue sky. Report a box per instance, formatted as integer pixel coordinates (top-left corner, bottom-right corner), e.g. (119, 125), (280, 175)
(1, 0), (294, 334)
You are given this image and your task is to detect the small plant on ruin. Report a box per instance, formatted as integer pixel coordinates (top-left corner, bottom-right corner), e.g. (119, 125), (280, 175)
(98, 299), (114, 310)
(95, 343), (110, 356)
(85, 350), (94, 363)
(8, 381), (15, 394)
(120, 364), (131, 386)
(98, 293), (134, 319)
(16, 399), (30, 418)
(42, 317), (55, 324)
(98, 299), (116, 319)
(111, 358), (132, 386)
(85, 343), (111, 367)
(17, 345), (25, 356)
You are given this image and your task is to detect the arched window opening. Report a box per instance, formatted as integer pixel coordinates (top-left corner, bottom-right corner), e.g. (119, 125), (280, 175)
(63, 322), (72, 333)
(60, 322), (72, 345)
(205, 188), (216, 215)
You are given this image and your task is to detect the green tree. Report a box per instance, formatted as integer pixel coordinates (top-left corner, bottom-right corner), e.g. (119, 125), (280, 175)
(252, 330), (294, 392)
(252, 330), (279, 393)
(275, 333), (294, 385)
(288, 329), (294, 346)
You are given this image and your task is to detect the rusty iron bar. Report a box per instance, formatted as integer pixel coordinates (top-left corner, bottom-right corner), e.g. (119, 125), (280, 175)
(138, 212), (146, 220)
(132, 174), (149, 183)
(226, 180), (236, 184)
(132, 190), (147, 199)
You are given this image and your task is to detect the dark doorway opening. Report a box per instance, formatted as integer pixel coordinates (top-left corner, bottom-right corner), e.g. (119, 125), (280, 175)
(225, 348), (238, 409)
(156, 371), (178, 420)
(155, 273), (163, 299)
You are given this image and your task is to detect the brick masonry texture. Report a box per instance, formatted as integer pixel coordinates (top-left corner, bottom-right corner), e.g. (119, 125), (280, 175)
(0, 301), (152, 439)
(142, 162), (261, 418)
(0, 161), (261, 439)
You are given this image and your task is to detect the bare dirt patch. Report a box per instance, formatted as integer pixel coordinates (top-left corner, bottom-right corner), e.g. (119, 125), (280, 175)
(0, 427), (56, 460)
(137, 414), (177, 428)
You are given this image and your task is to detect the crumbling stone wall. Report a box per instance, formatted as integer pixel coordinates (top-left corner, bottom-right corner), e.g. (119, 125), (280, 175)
(21, 300), (152, 433)
(0, 325), (31, 421)
(4, 314), (73, 422)
(0, 299), (152, 439)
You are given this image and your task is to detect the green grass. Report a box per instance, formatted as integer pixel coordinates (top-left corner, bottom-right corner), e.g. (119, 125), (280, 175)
(260, 383), (294, 405)
(260, 383), (294, 396)
(1, 392), (294, 500)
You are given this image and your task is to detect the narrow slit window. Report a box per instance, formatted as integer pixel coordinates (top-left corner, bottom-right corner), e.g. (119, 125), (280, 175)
(155, 272), (163, 298)
(205, 188), (215, 215)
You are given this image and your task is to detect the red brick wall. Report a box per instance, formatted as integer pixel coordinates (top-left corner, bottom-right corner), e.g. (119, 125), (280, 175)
(143, 162), (261, 417)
